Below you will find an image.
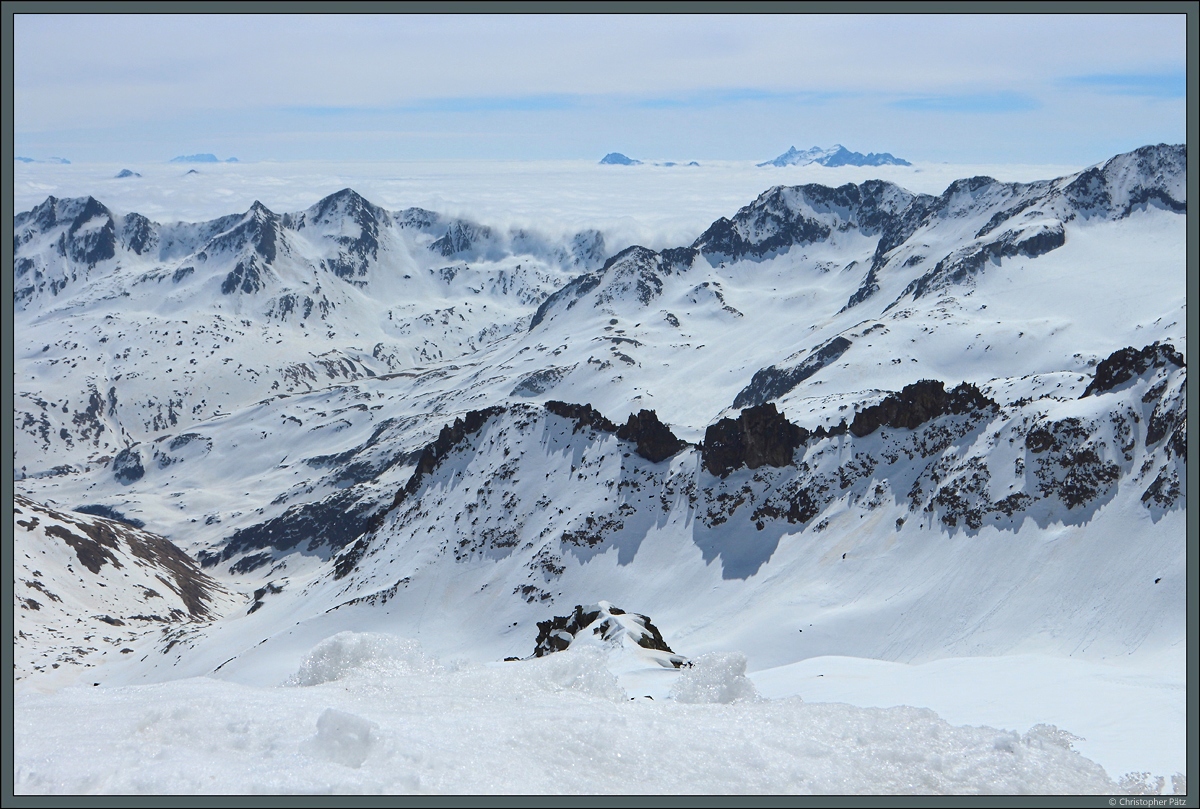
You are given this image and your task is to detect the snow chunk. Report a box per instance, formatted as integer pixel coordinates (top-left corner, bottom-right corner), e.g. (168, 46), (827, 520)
(288, 632), (435, 686)
(670, 652), (762, 704)
(520, 645), (626, 702)
(304, 708), (379, 768)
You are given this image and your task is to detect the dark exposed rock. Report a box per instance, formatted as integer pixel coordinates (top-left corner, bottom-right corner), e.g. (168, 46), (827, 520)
(849, 380), (996, 438)
(1023, 416), (1121, 510)
(120, 212), (155, 254)
(229, 552), (273, 575)
(220, 258), (267, 295)
(1142, 467), (1182, 509)
(229, 411), (505, 578)
(734, 336), (852, 408)
(615, 409), (686, 463)
(20, 495), (224, 618)
(73, 505), (145, 529)
(512, 365), (574, 397)
(1080, 342), (1184, 397)
(702, 403), (806, 477)
(545, 400), (618, 434)
(902, 222), (1066, 302)
(112, 446), (144, 484)
(209, 201), (279, 264)
(529, 273), (603, 330)
(581, 245), (682, 308)
(1062, 144), (1186, 219)
(531, 602), (681, 666)
(694, 181), (917, 265)
(203, 487), (378, 568)
(1169, 422), (1186, 462)
(246, 580), (285, 614)
(387, 407), (505, 512)
(430, 221), (493, 257)
(63, 196), (117, 265)
(694, 207), (829, 261)
(44, 523), (123, 575)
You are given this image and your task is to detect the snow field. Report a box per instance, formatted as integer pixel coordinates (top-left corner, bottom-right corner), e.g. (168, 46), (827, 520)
(14, 636), (1131, 795)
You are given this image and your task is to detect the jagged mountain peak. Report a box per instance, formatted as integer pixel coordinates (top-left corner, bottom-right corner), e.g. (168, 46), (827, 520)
(305, 187), (380, 221)
(246, 199), (277, 219)
(758, 144), (911, 168)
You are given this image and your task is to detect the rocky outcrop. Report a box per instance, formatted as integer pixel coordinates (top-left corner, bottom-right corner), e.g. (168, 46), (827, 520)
(1081, 342), (1184, 398)
(545, 401), (618, 434)
(849, 380), (996, 437)
(900, 220), (1066, 303)
(325, 406), (507, 581)
(398, 407), (505, 504)
(702, 403), (806, 477)
(111, 446), (144, 484)
(733, 335), (852, 408)
(616, 409), (687, 463)
(545, 402), (684, 462)
(202, 487), (378, 570)
(530, 602), (682, 665)
(430, 221), (494, 257)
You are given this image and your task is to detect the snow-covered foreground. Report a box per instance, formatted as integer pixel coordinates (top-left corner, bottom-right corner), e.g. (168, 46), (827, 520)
(15, 637), (1177, 795)
(753, 648), (1187, 784)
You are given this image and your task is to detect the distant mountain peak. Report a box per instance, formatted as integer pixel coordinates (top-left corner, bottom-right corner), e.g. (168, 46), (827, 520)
(170, 153), (239, 163)
(599, 152), (642, 166)
(758, 145), (911, 168)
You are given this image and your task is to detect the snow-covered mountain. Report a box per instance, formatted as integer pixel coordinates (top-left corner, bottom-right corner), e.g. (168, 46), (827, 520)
(599, 152), (642, 165)
(169, 153), (238, 163)
(12, 144), (1188, 791)
(758, 144), (912, 167)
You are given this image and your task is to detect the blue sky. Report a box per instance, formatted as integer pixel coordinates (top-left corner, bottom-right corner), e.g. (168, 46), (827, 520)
(12, 12), (1188, 165)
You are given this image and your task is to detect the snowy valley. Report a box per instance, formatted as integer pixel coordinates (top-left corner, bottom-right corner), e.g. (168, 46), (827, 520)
(11, 145), (1188, 795)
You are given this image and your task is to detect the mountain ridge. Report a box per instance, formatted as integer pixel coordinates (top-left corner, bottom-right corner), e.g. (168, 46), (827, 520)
(12, 145), (1186, 715)
(758, 144), (912, 167)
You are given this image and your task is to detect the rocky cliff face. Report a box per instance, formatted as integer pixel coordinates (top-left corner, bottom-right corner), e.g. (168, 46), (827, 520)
(702, 403), (807, 477)
(616, 410), (687, 463)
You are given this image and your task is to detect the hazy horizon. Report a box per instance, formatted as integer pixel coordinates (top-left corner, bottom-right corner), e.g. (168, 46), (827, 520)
(13, 12), (1187, 167)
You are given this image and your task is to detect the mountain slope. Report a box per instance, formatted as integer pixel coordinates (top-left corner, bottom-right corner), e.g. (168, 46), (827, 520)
(14, 495), (240, 686)
(12, 144), (1186, 696)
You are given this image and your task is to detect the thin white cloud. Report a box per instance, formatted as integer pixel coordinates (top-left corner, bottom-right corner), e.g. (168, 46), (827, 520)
(13, 13), (1186, 163)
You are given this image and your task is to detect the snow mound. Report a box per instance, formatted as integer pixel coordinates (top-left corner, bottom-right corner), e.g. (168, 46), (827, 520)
(518, 645), (627, 702)
(669, 652), (762, 704)
(13, 673), (1138, 794)
(288, 632), (436, 686)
